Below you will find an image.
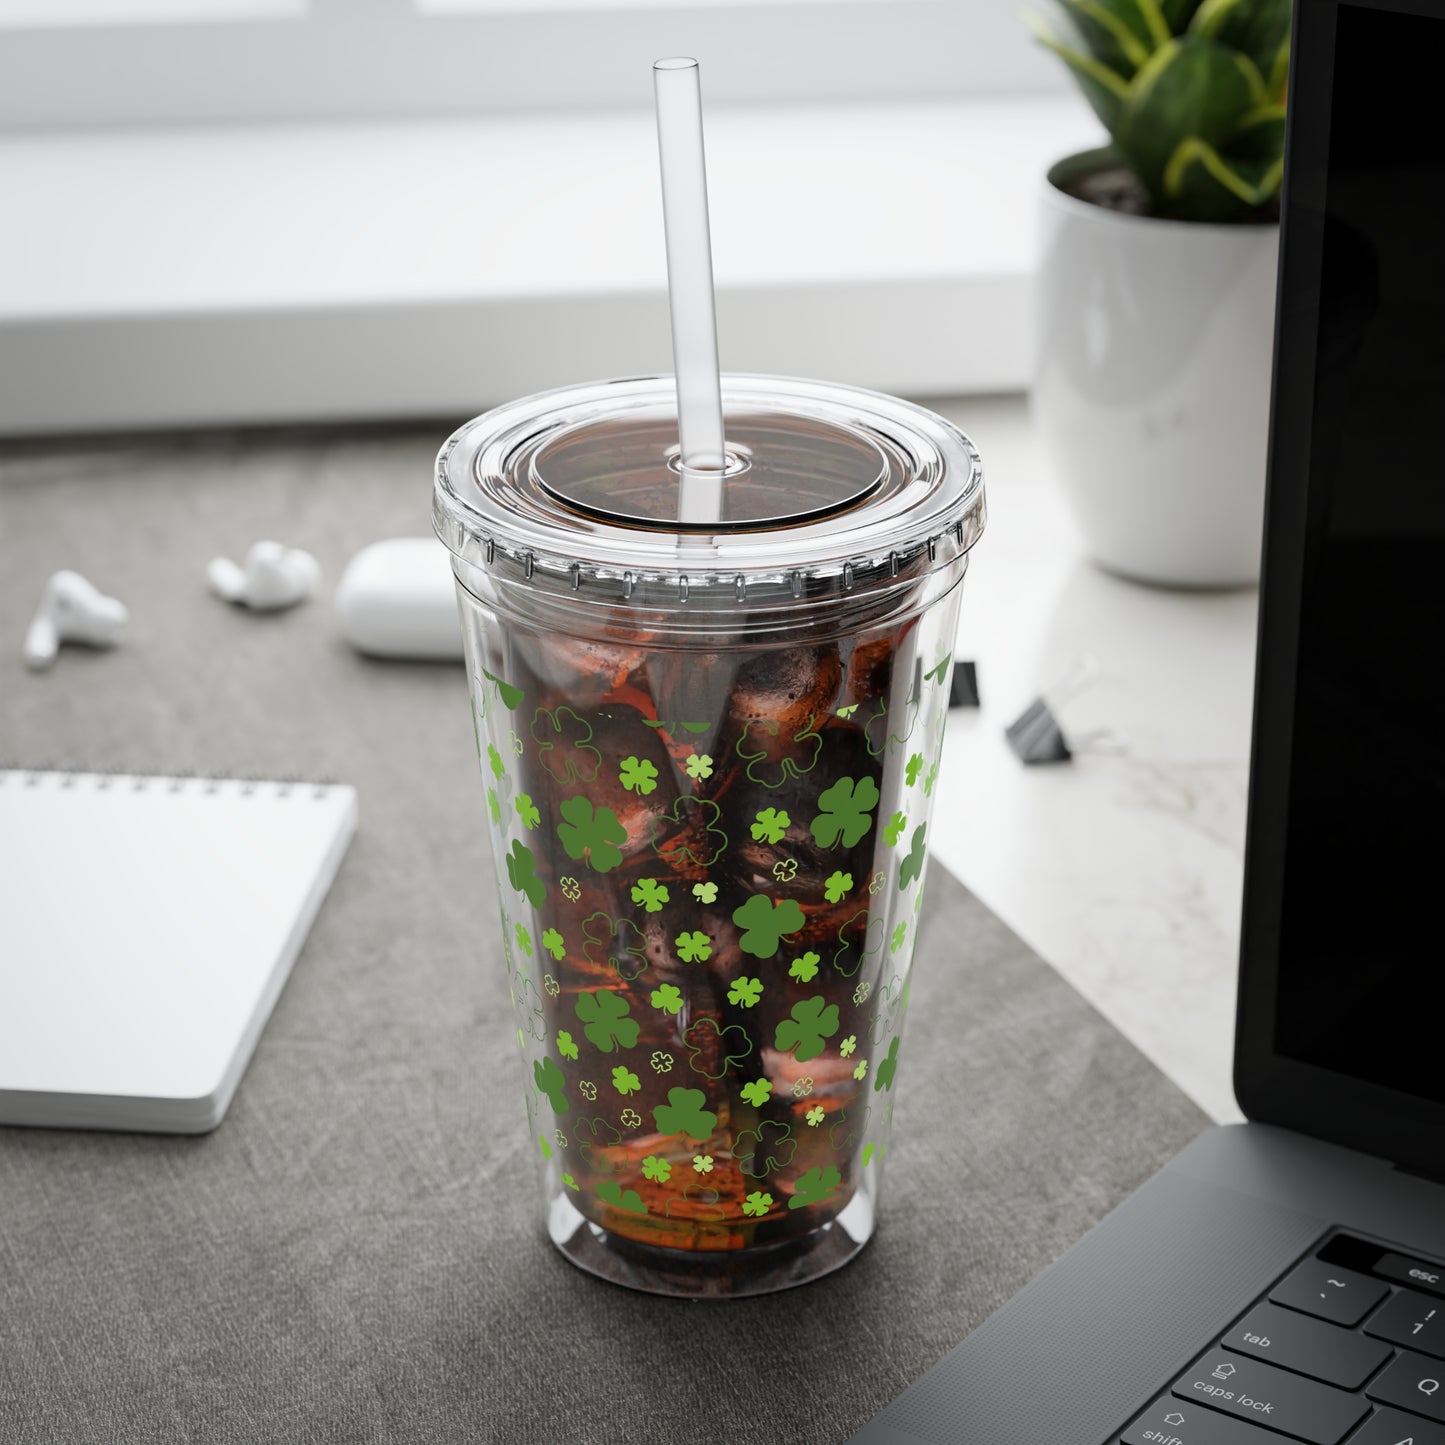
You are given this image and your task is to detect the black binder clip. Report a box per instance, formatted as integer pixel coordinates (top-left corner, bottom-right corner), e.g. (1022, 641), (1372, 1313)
(1005, 655), (1120, 766)
(948, 660), (981, 709)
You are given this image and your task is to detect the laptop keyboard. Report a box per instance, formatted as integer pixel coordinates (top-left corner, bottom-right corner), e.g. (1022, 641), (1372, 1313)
(1120, 1232), (1445, 1445)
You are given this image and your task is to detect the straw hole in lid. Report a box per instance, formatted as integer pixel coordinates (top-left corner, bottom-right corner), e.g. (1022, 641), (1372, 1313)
(889, 552), (899, 577)
(843, 562), (855, 590)
(623, 572), (636, 599)
(485, 537), (496, 565)
(523, 551), (536, 580)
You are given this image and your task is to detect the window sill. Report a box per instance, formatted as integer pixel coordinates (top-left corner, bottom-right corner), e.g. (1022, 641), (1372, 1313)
(1, 94), (1099, 436)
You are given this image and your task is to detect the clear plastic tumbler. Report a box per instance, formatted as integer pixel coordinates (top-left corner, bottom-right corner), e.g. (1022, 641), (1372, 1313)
(433, 373), (984, 1297)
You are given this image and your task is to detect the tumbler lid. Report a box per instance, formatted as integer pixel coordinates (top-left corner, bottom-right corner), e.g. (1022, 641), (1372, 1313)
(432, 374), (984, 610)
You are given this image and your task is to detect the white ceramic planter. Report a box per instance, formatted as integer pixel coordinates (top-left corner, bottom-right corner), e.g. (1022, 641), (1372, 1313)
(1033, 148), (1279, 588)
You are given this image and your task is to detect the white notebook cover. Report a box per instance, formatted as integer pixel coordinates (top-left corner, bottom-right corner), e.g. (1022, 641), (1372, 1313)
(0, 770), (357, 1133)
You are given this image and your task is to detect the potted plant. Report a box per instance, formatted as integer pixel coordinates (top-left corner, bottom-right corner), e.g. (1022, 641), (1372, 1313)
(1029, 0), (1290, 586)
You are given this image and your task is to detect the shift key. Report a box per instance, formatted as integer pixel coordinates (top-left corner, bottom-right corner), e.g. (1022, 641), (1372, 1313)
(1173, 1350), (1370, 1443)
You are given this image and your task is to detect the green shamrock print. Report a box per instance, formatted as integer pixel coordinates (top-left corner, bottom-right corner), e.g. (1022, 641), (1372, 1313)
(806, 1105), (825, 1127)
(868, 870), (886, 896)
(925, 761), (939, 797)
(487, 744), (506, 781)
(853, 1059), (869, 1081)
(810, 775), (881, 848)
(481, 667), (524, 711)
(772, 858), (798, 883)
(788, 952), (820, 983)
(579, 1081), (598, 1102)
(828, 1108), (861, 1152)
(582, 911), (649, 982)
(611, 1065), (641, 1097)
(685, 753), (714, 780)
(789, 1164), (842, 1210)
(899, 823), (928, 889)
(619, 756), (659, 795)
(924, 651), (952, 687)
(774, 995), (841, 1062)
(864, 693), (920, 758)
(860, 1144), (875, 1169)
(674, 931), (711, 963)
(832, 909), (886, 979)
(543, 973), (560, 998)
(683, 1017), (754, 1079)
(515, 793), (540, 830)
(650, 983), (684, 1016)
(538, 1134), (552, 1161)
(575, 989), (640, 1053)
(557, 1029), (579, 1061)
(735, 717), (823, 788)
(874, 1037), (901, 1092)
(533, 1057), (567, 1115)
(890, 921), (907, 955)
(651, 1053), (674, 1076)
(504, 839), (545, 907)
(532, 705), (601, 784)
(620, 1108), (642, 1128)
(791, 1076), (815, 1098)
(641, 1155), (672, 1183)
(560, 876), (581, 902)
(905, 752), (925, 787)
(631, 877), (670, 913)
(692, 881), (718, 904)
(742, 1191), (773, 1218)
(515, 923), (533, 958)
(839, 1034), (857, 1058)
(487, 788), (501, 824)
(692, 1154), (714, 1174)
(727, 976), (763, 1008)
(562, 1171), (579, 1191)
(541, 928), (566, 961)
(596, 1179), (646, 1215)
(883, 811), (907, 847)
(735, 1120), (795, 1177)
(573, 1114), (618, 1168)
(557, 795), (628, 873)
(732, 894), (806, 959)
(650, 796), (729, 869)
(653, 1086), (718, 1140)
(750, 807), (790, 844)
(836, 703), (859, 719)
(739, 1077), (773, 1108)
(824, 871), (853, 903)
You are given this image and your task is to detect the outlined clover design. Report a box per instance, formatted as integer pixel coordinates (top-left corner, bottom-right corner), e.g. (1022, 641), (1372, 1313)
(511, 973), (548, 1043)
(789, 1164), (843, 1210)
(665, 1184), (728, 1223)
(734, 1120), (796, 1178)
(582, 912), (649, 982)
(574, 988), (640, 1053)
(809, 775), (881, 849)
(862, 690), (920, 758)
(574, 1116), (623, 1173)
(531, 704), (602, 784)
(557, 796), (628, 873)
(650, 795), (729, 869)
(734, 716), (823, 789)
(653, 1087), (718, 1140)
(774, 996), (841, 1062)
(683, 1017), (754, 1079)
(731, 895), (806, 959)
(831, 908), (886, 980)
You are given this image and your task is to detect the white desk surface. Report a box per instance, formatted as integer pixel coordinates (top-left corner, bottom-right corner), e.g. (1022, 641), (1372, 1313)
(927, 395), (1257, 1125)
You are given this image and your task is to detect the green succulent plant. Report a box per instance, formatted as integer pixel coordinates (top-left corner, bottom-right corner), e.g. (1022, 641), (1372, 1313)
(1030, 0), (1290, 221)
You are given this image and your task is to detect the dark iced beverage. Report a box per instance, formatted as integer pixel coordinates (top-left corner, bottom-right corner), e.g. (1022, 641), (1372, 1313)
(434, 375), (984, 1297)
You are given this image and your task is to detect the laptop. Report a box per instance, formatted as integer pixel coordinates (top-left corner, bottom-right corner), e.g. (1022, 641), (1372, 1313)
(848, 1), (1445, 1442)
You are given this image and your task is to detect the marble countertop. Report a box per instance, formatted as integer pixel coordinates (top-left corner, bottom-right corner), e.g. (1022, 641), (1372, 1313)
(925, 396), (1259, 1125)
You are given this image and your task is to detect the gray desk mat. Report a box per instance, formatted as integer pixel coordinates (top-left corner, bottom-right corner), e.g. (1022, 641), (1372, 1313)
(0, 427), (1208, 1444)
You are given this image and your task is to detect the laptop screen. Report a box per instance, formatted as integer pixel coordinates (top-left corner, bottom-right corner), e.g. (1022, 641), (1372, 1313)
(1270, 0), (1445, 1106)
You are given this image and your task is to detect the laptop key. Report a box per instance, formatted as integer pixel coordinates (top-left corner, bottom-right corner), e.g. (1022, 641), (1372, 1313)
(1346, 1405), (1445, 1445)
(1121, 1395), (1285, 1444)
(1223, 1302), (1392, 1388)
(1368, 1290), (1445, 1360)
(1366, 1350), (1445, 1424)
(1173, 1350), (1370, 1443)
(1376, 1255), (1445, 1299)
(1271, 1260), (1390, 1327)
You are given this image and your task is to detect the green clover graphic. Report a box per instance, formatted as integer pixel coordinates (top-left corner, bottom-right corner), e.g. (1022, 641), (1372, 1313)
(742, 1191), (773, 1217)
(515, 793), (541, 830)
(734, 1120), (795, 1178)
(823, 871), (853, 903)
(650, 796), (729, 869)
(641, 1155), (672, 1183)
(692, 881), (719, 904)
(883, 811), (907, 847)
(582, 911), (649, 982)
(732, 895), (806, 959)
(532, 705), (602, 784)
(653, 1087), (718, 1140)
(611, 1065), (641, 1097)
(630, 877), (670, 913)
(650, 983), (684, 1016)
(683, 1017), (754, 1079)
(739, 1078), (773, 1108)
(832, 909), (886, 979)
(905, 752), (925, 787)
(541, 927), (566, 961)
(533, 1056), (567, 1115)
(685, 753), (714, 780)
(619, 756), (659, 795)
(789, 1164), (842, 1210)
(788, 952), (820, 983)
(874, 1037), (902, 1093)
(809, 775), (881, 849)
(750, 807), (791, 844)
(596, 1179), (646, 1215)
(774, 995), (841, 1063)
(574, 989), (639, 1053)
(556, 1030), (579, 1061)
(557, 795), (627, 873)
(899, 823), (928, 889)
(734, 717), (824, 789)
(674, 931), (711, 963)
(727, 976), (764, 1008)
(481, 667), (524, 711)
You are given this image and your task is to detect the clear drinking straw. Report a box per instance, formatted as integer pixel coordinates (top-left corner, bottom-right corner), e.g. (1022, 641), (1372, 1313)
(653, 57), (727, 525)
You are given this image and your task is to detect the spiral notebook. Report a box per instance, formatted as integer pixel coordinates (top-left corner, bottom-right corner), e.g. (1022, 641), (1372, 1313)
(0, 770), (357, 1134)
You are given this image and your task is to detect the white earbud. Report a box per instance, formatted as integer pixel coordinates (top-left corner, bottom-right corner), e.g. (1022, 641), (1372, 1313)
(23, 570), (130, 672)
(207, 541), (321, 612)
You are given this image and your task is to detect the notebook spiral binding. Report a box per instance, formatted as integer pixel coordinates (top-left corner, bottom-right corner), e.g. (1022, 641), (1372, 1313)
(0, 768), (339, 799)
